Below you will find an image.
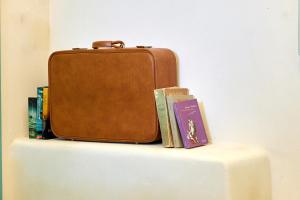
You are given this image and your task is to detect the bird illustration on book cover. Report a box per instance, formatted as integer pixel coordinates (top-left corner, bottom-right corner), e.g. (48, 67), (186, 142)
(174, 99), (208, 149)
(187, 119), (200, 144)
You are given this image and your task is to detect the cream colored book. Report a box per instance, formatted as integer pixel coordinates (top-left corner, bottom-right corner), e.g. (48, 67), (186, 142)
(166, 95), (194, 148)
(154, 87), (189, 147)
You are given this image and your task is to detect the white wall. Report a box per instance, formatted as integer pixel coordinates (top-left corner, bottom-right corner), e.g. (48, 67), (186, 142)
(49, 0), (300, 200)
(1, 0), (299, 199)
(1, 0), (49, 199)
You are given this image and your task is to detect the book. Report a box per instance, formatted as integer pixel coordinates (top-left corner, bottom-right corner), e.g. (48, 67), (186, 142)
(42, 118), (56, 139)
(154, 87), (189, 147)
(174, 99), (208, 149)
(42, 87), (49, 121)
(41, 87), (56, 139)
(28, 97), (38, 138)
(166, 95), (194, 148)
(36, 87), (44, 139)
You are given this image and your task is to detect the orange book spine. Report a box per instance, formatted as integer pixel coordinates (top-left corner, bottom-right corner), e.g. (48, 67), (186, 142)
(42, 87), (49, 120)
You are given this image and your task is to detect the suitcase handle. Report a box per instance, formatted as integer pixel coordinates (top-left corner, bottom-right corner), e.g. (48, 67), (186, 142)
(92, 40), (125, 49)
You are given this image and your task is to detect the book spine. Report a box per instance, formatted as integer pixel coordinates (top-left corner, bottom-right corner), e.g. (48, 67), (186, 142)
(166, 97), (183, 148)
(42, 87), (49, 121)
(41, 87), (56, 139)
(36, 87), (44, 138)
(28, 97), (38, 138)
(154, 89), (174, 147)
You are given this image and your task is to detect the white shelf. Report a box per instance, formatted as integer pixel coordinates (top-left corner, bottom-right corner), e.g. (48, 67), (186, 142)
(10, 138), (271, 200)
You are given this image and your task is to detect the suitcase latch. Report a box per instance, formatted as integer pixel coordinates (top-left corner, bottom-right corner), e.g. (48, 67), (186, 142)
(136, 46), (152, 48)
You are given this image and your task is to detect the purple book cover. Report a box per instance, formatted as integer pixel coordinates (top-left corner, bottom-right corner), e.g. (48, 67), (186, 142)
(174, 99), (208, 149)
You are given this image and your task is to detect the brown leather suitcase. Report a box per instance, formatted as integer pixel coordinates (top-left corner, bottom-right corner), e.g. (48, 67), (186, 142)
(48, 40), (177, 143)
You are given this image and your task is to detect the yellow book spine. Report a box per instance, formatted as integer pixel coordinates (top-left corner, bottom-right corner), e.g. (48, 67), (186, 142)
(42, 87), (49, 120)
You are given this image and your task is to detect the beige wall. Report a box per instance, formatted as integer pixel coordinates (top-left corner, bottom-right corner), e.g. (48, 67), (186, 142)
(1, 0), (49, 199)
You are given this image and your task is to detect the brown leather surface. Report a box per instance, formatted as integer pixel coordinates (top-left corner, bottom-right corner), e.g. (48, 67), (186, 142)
(49, 48), (177, 143)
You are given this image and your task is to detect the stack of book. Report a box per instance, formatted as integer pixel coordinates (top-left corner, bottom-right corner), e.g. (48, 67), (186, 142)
(28, 86), (55, 139)
(154, 87), (208, 149)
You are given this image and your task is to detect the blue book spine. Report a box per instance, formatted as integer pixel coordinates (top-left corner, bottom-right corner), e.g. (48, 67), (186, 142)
(28, 97), (38, 138)
(36, 87), (44, 135)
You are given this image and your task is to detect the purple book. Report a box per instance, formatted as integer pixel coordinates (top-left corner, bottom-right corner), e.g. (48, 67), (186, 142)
(173, 99), (208, 149)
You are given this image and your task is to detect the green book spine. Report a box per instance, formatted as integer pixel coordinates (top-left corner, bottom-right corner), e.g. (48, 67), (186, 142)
(167, 95), (194, 148)
(154, 89), (174, 147)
